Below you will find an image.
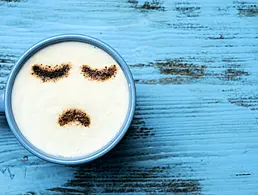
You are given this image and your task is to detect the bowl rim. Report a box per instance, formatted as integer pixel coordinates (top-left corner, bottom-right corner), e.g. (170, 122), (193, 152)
(5, 34), (136, 165)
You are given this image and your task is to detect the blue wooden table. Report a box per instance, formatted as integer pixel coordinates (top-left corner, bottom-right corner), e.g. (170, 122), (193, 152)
(0, 0), (258, 194)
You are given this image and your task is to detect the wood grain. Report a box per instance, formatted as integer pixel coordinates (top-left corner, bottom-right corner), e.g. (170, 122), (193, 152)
(0, 0), (258, 194)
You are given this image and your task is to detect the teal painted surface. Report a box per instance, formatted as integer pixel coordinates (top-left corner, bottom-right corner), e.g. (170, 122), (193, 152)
(0, 0), (258, 194)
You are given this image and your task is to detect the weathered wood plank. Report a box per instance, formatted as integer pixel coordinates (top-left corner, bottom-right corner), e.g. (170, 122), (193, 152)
(1, 85), (258, 194)
(0, 0), (258, 194)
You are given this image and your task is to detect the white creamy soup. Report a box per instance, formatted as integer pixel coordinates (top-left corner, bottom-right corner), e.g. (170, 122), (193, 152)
(12, 42), (129, 157)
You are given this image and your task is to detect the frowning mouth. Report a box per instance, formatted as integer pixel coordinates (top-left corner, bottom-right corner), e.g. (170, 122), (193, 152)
(58, 108), (91, 127)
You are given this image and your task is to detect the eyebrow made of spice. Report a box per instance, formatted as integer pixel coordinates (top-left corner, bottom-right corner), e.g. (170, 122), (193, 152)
(31, 63), (71, 82)
(81, 64), (117, 81)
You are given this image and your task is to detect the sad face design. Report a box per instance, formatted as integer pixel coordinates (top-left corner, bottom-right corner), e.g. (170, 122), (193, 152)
(31, 63), (118, 127)
(11, 42), (129, 157)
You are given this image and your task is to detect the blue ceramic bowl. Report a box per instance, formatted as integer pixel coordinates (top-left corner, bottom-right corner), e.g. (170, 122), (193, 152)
(0, 34), (136, 165)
